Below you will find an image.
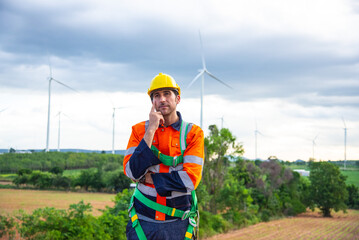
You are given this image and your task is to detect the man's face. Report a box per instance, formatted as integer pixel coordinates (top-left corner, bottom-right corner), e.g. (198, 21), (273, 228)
(151, 89), (180, 116)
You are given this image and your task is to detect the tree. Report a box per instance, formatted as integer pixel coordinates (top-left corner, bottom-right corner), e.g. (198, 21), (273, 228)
(49, 166), (64, 175)
(309, 162), (348, 217)
(346, 184), (359, 209)
(202, 125), (244, 213)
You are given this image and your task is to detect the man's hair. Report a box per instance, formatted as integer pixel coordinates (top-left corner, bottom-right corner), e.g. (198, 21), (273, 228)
(150, 88), (179, 101)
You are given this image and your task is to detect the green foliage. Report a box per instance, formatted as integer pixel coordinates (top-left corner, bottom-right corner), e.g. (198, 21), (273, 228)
(105, 188), (134, 215)
(346, 184), (359, 209)
(0, 214), (16, 239)
(0, 152), (124, 174)
(219, 175), (253, 212)
(198, 211), (232, 238)
(103, 170), (131, 193)
(50, 166), (64, 175)
(18, 168), (32, 176)
(12, 200), (128, 240)
(309, 161), (348, 217)
(202, 124), (244, 213)
(52, 175), (72, 190)
(28, 171), (53, 189)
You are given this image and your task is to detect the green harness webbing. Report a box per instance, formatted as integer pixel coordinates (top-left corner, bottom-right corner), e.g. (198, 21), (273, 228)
(150, 121), (189, 167)
(128, 121), (199, 240)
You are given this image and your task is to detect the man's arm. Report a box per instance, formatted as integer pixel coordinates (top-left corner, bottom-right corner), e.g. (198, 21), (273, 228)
(151, 124), (204, 196)
(123, 103), (164, 181)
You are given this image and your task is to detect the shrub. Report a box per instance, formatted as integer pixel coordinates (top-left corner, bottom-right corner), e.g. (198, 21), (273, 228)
(0, 215), (16, 239)
(260, 209), (271, 222)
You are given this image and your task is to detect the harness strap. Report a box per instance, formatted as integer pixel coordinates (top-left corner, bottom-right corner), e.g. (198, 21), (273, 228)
(128, 186), (198, 240)
(134, 187), (193, 219)
(129, 120), (198, 239)
(150, 121), (189, 167)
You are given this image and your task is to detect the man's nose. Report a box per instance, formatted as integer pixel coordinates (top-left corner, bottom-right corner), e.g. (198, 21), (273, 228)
(159, 95), (166, 102)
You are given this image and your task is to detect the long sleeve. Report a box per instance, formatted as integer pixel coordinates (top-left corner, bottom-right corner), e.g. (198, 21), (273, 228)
(152, 124), (204, 196)
(123, 124), (161, 180)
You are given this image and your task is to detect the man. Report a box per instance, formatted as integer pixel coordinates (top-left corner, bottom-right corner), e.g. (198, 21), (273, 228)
(123, 73), (204, 240)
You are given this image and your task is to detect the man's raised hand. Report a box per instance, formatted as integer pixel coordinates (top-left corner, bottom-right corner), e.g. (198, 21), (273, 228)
(149, 102), (164, 130)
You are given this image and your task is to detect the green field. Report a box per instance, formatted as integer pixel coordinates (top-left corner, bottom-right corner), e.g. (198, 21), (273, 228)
(63, 168), (86, 177)
(341, 170), (359, 188)
(0, 173), (16, 181)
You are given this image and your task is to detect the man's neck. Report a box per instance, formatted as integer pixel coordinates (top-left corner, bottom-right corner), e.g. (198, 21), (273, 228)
(163, 111), (179, 127)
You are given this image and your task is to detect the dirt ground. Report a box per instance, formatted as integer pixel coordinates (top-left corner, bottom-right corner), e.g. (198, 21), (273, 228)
(205, 210), (359, 240)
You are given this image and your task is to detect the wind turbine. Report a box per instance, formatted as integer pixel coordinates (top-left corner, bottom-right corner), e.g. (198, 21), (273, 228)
(254, 122), (264, 160)
(188, 30), (232, 129)
(46, 61), (78, 152)
(56, 111), (71, 152)
(342, 117), (347, 170)
(312, 134), (319, 160)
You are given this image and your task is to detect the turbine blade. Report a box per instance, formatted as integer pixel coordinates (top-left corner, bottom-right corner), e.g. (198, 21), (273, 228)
(52, 79), (79, 93)
(188, 71), (204, 88)
(205, 70), (232, 89)
(198, 30), (206, 70)
(342, 117), (347, 128)
(258, 131), (264, 136)
(314, 134), (319, 141)
(62, 112), (72, 120)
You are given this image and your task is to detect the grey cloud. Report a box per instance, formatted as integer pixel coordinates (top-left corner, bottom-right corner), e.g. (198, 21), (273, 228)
(1, 0), (359, 110)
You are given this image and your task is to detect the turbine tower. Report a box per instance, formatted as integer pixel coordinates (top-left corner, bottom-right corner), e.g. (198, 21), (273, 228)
(56, 111), (71, 152)
(57, 111), (61, 152)
(188, 30), (232, 129)
(342, 117), (347, 170)
(46, 62), (78, 152)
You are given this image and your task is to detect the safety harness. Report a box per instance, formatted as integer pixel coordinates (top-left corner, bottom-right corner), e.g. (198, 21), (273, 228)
(128, 121), (199, 240)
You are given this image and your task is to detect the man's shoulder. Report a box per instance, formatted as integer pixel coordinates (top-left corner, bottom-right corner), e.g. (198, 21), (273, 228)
(131, 121), (147, 131)
(184, 121), (203, 136)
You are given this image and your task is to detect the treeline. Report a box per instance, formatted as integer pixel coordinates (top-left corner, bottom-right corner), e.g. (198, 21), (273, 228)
(0, 152), (124, 173)
(11, 166), (131, 193)
(1, 125), (359, 239)
(195, 125), (359, 237)
(282, 159), (359, 168)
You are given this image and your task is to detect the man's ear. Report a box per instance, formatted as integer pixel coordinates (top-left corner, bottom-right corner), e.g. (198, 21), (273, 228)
(176, 95), (181, 104)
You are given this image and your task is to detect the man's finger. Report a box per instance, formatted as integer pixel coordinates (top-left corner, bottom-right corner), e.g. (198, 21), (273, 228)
(151, 102), (156, 112)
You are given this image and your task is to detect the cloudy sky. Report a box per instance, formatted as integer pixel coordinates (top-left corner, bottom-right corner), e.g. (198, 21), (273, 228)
(0, 0), (358, 161)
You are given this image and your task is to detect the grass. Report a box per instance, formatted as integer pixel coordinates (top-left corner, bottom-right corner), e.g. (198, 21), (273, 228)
(0, 189), (115, 216)
(341, 170), (359, 188)
(0, 173), (16, 181)
(63, 169), (86, 177)
(287, 165), (359, 188)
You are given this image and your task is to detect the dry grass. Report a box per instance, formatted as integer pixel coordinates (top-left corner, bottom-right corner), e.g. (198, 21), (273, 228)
(205, 210), (359, 240)
(0, 189), (115, 217)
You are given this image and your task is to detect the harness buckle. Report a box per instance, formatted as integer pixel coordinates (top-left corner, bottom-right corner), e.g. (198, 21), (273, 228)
(189, 217), (197, 227)
(181, 210), (190, 220)
(172, 156), (178, 167)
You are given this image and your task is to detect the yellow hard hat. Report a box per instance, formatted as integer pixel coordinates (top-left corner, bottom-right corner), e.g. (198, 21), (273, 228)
(147, 73), (181, 96)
